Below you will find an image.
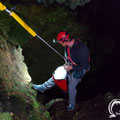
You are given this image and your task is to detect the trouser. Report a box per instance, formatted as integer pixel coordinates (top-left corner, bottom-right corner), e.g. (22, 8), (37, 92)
(40, 69), (86, 105)
(41, 77), (55, 91)
(67, 72), (81, 105)
(68, 69), (87, 105)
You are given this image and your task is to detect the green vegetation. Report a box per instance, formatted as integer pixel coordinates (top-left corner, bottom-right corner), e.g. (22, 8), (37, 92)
(0, 11), (30, 46)
(0, 113), (12, 120)
(0, 2), (90, 46)
(20, 4), (89, 41)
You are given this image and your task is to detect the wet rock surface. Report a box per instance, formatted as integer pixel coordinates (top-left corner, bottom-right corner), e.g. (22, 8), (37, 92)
(49, 93), (120, 120)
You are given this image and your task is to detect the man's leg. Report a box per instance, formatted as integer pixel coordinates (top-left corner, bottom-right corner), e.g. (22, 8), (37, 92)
(67, 73), (82, 111)
(68, 74), (81, 105)
(32, 77), (55, 92)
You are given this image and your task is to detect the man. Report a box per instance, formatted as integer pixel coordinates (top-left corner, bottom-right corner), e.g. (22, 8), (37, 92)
(32, 31), (90, 111)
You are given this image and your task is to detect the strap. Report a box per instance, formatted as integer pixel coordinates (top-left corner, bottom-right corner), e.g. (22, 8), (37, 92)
(67, 47), (77, 66)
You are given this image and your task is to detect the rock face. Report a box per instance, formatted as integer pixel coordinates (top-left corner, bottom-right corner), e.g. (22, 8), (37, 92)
(0, 43), (31, 89)
(0, 40), (51, 119)
(10, 0), (91, 9)
(36, 0), (91, 9)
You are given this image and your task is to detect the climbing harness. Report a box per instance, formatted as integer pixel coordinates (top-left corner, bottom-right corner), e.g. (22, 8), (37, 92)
(0, 2), (66, 61)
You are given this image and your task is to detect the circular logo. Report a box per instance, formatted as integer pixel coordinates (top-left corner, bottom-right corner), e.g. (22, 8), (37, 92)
(108, 99), (120, 118)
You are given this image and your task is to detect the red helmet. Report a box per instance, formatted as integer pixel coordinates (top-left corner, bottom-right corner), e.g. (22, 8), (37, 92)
(57, 32), (69, 42)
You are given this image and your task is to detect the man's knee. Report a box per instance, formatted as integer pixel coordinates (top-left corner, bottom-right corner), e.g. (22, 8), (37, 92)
(68, 84), (76, 92)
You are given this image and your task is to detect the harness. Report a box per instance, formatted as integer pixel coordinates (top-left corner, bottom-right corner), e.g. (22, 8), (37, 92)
(66, 39), (90, 66)
(67, 47), (77, 65)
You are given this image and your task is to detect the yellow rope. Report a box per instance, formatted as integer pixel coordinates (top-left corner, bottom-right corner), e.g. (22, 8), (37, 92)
(0, 2), (6, 11)
(0, 2), (37, 37)
(11, 12), (37, 37)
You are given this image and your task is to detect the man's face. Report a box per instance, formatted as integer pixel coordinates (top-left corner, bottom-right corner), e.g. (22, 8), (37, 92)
(58, 41), (68, 47)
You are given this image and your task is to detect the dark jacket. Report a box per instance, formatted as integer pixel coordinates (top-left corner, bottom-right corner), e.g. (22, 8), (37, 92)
(65, 40), (90, 71)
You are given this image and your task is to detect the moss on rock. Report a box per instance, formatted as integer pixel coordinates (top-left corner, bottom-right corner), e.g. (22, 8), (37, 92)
(0, 36), (51, 119)
(0, 112), (12, 120)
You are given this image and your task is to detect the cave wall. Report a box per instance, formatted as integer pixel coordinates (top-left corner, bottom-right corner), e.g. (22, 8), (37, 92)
(0, 29), (51, 119)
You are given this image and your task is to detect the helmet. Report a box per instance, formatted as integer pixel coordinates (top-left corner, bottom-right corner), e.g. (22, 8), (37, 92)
(57, 32), (69, 42)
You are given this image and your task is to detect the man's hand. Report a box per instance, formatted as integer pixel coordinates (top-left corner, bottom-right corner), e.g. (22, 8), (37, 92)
(64, 56), (70, 63)
(64, 64), (72, 71)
